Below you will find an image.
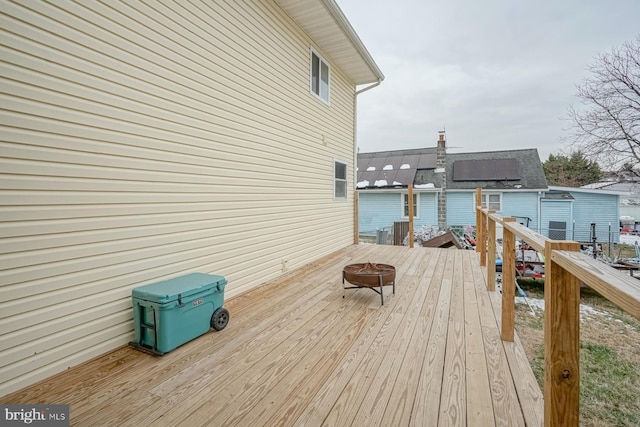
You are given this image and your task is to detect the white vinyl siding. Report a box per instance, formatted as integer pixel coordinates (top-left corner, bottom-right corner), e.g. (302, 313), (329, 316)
(0, 0), (357, 396)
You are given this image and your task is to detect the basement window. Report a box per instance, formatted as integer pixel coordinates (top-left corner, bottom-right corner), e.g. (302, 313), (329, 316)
(334, 160), (347, 199)
(311, 49), (330, 104)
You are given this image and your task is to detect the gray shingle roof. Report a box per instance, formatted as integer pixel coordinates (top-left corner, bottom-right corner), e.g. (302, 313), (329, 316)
(444, 149), (548, 190)
(357, 148), (436, 189)
(357, 147), (548, 190)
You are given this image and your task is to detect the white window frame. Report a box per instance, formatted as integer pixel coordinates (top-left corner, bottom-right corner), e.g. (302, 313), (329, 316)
(310, 48), (330, 104)
(479, 192), (502, 211)
(402, 192), (420, 218)
(334, 160), (347, 200)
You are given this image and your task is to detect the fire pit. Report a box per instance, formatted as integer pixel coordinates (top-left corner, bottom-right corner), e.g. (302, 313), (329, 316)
(342, 262), (396, 305)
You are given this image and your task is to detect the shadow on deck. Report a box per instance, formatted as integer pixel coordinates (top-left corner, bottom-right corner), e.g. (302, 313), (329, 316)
(1, 244), (542, 426)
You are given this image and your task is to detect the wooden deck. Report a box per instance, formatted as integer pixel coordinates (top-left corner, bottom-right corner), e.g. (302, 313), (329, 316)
(2, 245), (543, 426)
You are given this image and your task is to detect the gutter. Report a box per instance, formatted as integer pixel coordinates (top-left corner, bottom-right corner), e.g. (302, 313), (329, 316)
(353, 79), (382, 199)
(353, 79), (382, 241)
(537, 191), (542, 233)
(355, 79), (382, 95)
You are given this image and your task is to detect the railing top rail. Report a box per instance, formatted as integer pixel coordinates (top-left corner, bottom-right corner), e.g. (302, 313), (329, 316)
(478, 207), (548, 252)
(488, 212), (503, 223)
(551, 250), (640, 321)
(505, 223), (547, 253)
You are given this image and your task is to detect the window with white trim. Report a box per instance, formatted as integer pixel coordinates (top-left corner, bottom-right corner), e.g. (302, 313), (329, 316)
(481, 193), (501, 211)
(402, 193), (419, 218)
(334, 160), (347, 199)
(310, 49), (330, 104)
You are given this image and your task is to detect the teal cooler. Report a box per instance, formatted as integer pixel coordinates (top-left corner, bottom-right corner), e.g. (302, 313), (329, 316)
(130, 272), (229, 355)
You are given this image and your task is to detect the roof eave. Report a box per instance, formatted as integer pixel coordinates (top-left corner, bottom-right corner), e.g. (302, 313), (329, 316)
(549, 185), (625, 196)
(446, 187), (550, 192)
(276, 0), (384, 85)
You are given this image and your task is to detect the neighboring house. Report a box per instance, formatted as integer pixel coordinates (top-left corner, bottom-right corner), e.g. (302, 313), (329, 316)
(583, 180), (640, 223)
(442, 148), (548, 229)
(357, 135), (549, 236)
(357, 147), (440, 235)
(541, 187), (621, 243)
(0, 0), (383, 396)
(357, 138), (622, 245)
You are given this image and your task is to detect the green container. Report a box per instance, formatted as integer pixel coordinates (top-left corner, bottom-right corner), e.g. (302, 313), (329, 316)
(130, 272), (228, 355)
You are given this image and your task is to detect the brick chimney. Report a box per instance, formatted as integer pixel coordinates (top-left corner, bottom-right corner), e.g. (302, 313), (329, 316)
(436, 131), (447, 230)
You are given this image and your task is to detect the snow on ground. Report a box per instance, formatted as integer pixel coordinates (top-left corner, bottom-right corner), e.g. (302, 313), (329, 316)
(498, 272), (615, 322)
(619, 234), (640, 245)
(515, 297), (613, 321)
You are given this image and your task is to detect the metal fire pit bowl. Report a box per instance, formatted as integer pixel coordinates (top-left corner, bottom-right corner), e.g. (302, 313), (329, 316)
(342, 262), (396, 305)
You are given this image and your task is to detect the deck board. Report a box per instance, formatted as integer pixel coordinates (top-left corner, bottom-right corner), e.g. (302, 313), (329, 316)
(410, 249), (454, 426)
(439, 249), (467, 426)
(1, 245), (542, 426)
(463, 250), (496, 426)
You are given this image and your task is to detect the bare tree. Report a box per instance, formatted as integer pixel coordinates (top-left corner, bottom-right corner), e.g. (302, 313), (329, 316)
(567, 36), (640, 170)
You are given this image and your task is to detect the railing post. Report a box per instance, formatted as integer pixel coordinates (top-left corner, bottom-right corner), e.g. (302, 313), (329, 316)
(408, 185), (414, 248)
(476, 189), (486, 266)
(487, 210), (497, 291)
(501, 217), (516, 342)
(354, 190), (359, 244)
(544, 240), (581, 427)
(479, 209), (487, 266)
(475, 188), (482, 258)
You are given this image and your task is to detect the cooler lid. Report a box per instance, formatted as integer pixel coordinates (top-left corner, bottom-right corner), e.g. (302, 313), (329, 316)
(132, 272), (227, 304)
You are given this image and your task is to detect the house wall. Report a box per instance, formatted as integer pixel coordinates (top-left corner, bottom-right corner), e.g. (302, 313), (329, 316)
(540, 200), (573, 239)
(0, 0), (358, 396)
(358, 193), (401, 234)
(446, 190), (541, 230)
(502, 192), (540, 229)
(568, 192), (619, 243)
(357, 191), (438, 235)
(419, 192), (438, 227)
(446, 192), (475, 227)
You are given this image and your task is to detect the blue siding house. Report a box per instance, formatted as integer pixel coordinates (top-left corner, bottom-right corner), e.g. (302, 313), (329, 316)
(357, 135), (620, 244)
(543, 187), (620, 243)
(445, 192), (475, 227)
(358, 191), (438, 236)
(540, 192), (574, 239)
(441, 148), (548, 229)
(357, 135), (548, 239)
(356, 146), (440, 237)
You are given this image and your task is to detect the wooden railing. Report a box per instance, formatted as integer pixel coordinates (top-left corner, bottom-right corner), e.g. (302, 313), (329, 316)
(475, 188), (640, 427)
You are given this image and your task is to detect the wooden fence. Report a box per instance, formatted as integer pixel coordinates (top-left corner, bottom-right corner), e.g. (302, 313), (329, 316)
(475, 188), (640, 427)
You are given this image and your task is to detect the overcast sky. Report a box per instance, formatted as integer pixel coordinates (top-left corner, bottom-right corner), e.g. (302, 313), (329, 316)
(338, 0), (640, 162)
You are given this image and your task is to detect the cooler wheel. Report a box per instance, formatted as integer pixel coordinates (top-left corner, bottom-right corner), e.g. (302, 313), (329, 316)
(211, 307), (230, 331)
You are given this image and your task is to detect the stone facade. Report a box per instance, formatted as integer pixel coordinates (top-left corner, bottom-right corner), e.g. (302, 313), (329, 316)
(437, 133), (447, 229)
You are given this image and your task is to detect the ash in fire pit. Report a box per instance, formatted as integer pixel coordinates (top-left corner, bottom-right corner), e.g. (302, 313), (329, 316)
(342, 262), (396, 305)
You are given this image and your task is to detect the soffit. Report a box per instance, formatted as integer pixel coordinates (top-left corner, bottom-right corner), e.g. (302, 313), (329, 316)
(276, 0), (384, 85)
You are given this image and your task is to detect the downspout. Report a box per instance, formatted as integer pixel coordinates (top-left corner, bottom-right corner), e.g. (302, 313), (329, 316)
(537, 191), (542, 233)
(353, 80), (382, 244)
(356, 80), (382, 96)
